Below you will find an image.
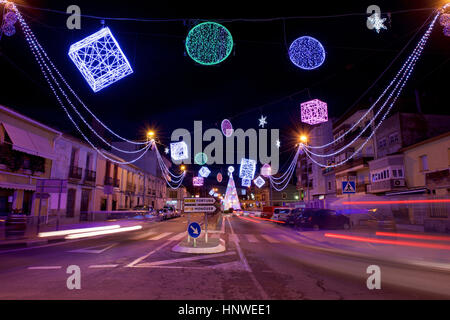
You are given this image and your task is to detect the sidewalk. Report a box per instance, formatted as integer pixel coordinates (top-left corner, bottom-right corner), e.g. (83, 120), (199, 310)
(0, 217), (155, 250)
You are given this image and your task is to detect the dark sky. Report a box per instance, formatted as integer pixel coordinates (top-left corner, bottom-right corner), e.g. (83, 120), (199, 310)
(1, 0), (449, 164)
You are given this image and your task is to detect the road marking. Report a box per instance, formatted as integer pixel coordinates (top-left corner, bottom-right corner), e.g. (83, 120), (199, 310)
(148, 232), (172, 240)
(89, 264), (118, 268)
(278, 235), (297, 244)
(28, 266), (62, 270)
(260, 234), (280, 243)
(127, 234), (179, 267)
(227, 217), (269, 300)
(221, 216), (225, 234)
(168, 232), (186, 241)
(138, 251), (236, 267)
(245, 234), (259, 243)
(68, 243), (117, 254)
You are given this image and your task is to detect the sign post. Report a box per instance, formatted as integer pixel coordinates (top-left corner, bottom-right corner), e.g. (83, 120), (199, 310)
(36, 179), (68, 233)
(342, 180), (356, 218)
(188, 222), (201, 248)
(184, 197), (215, 244)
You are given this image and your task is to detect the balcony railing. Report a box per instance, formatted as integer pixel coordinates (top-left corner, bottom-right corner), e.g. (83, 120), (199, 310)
(104, 176), (120, 187)
(69, 165), (82, 180)
(84, 169), (96, 183)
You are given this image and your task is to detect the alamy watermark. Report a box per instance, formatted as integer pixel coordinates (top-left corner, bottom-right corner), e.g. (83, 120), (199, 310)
(171, 121), (280, 174)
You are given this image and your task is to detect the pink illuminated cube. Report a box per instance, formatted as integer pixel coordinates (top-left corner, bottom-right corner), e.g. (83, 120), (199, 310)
(300, 99), (328, 125)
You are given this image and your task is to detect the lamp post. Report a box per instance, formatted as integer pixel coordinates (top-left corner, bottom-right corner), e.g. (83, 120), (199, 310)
(299, 135), (310, 207)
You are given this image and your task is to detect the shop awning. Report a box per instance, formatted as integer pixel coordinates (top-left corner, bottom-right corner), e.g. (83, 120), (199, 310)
(2, 122), (55, 160)
(0, 182), (36, 191)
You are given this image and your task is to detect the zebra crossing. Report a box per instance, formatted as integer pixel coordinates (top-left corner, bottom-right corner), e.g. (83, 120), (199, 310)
(143, 230), (318, 246)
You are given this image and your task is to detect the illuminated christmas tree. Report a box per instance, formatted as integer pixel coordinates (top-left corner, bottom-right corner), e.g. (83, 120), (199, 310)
(223, 170), (241, 211)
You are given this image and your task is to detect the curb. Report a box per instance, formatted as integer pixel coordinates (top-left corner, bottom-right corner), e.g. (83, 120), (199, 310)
(0, 237), (67, 250)
(172, 238), (226, 254)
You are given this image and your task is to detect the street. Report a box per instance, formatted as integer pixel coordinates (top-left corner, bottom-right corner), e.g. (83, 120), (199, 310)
(1, 214), (448, 300)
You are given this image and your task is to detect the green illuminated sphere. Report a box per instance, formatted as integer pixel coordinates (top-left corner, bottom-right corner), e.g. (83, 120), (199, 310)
(194, 152), (208, 165)
(185, 22), (233, 65)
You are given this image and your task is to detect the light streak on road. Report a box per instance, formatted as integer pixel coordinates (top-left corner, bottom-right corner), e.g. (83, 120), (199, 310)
(325, 233), (450, 250)
(38, 225), (121, 237)
(342, 199), (450, 205)
(237, 216), (262, 223)
(65, 225), (143, 239)
(247, 216), (286, 224)
(376, 232), (450, 242)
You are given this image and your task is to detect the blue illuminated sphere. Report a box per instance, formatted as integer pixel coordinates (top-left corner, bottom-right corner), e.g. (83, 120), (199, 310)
(288, 36), (326, 70)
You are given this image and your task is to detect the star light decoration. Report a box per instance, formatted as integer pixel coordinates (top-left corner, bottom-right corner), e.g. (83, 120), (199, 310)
(253, 176), (265, 188)
(68, 27), (133, 92)
(170, 141), (189, 161)
(164, 147), (169, 154)
(300, 99), (328, 125)
(288, 36), (326, 70)
(198, 166), (211, 178)
(258, 115), (267, 128)
(276, 139), (281, 148)
(185, 22), (234, 66)
(239, 158), (257, 180)
(367, 13), (387, 34)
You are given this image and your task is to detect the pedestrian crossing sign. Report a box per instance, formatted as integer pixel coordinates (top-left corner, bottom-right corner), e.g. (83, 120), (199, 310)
(342, 181), (356, 194)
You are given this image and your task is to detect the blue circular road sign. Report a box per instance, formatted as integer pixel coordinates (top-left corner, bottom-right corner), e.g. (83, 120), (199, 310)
(188, 222), (201, 238)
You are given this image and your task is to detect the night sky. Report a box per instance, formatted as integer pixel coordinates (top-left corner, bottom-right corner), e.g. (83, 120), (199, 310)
(1, 0), (449, 168)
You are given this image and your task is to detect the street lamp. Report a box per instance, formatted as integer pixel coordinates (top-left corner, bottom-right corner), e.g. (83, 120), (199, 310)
(299, 134), (310, 206)
(180, 165), (186, 172)
(146, 130), (155, 141)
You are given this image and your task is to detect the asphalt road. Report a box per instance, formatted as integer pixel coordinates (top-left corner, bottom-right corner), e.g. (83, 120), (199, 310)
(0, 214), (448, 299)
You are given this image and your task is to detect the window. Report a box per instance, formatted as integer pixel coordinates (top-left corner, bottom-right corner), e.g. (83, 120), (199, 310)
(282, 193), (287, 199)
(419, 155), (429, 171)
(378, 138), (387, 148)
(328, 181), (332, 190)
(397, 169), (403, 177)
(393, 169), (397, 178)
(389, 133), (399, 145)
(386, 170), (389, 178)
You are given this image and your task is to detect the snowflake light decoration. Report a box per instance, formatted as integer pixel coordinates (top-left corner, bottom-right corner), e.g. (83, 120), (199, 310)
(258, 115), (267, 128)
(253, 176), (265, 188)
(170, 141), (189, 161)
(193, 176), (204, 187)
(68, 27), (133, 92)
(300, 99), (328, 125)
(221, 119), (234, 137)
(276, 139), (281, 148)
(241, 178), (251, 187)
(164, 147), (169, 154)
(185, 22), (233, 65)
(367, 13), (387, 34)
(198, 166), (211, 178)
(239, 158), (257, 180)
(288, 36), (326, 70)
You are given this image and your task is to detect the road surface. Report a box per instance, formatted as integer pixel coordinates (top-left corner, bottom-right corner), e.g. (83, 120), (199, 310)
(0, 214), (448, 299)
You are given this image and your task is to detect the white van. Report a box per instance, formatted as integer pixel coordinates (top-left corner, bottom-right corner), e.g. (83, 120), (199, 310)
(271, 207), (292, 222)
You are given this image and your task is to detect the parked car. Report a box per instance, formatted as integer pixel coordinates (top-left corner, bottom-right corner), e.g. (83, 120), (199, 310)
(271, 207), (292, 222)
(292, 208), (350, 231)
(261, 206), (287, 219)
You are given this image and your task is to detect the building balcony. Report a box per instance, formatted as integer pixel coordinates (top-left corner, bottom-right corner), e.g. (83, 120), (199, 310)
(69, 165), (82, 180)
(367, 179), (406, 194)
(334, 156), (373, 175)
(84, 169), (96, 183)
(104, 176), (120, 188)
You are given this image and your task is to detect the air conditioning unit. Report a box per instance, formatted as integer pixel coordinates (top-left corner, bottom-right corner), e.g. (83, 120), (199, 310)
(393, 179), (405, 187)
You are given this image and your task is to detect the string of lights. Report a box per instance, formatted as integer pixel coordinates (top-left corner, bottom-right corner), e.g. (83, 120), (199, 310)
(304, 36), (424, 158)
(305, 10), (436, 150)
(303, 11), (439, 164)
(14, 7), (153, 165)
(268, 147), (301, 191)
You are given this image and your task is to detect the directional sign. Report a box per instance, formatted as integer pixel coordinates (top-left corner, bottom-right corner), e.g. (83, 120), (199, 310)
(184, 197), (215, 205)
(184, 206), (216, 213)
(188, 222), (201, 238)
(342, 181), (356, 194)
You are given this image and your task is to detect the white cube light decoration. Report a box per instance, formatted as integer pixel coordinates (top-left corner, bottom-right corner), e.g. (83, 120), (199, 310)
(241, 178), (251, 187)
(253, 176), (265, 188)
(68, 27), (133, 92)
(199, 166), (211, 178)
(170, 141), (189, 161)
(300, 99), (328, 125)
(239, 158), (257, 180)
(209, 189), (215, 196)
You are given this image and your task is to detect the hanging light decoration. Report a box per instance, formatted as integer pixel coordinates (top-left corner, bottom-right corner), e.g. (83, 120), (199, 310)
(185, 21), (233, 65)
(300, 99), (328, 125)
(221, 119), (233, 137)
(288, 36), (326, 70)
